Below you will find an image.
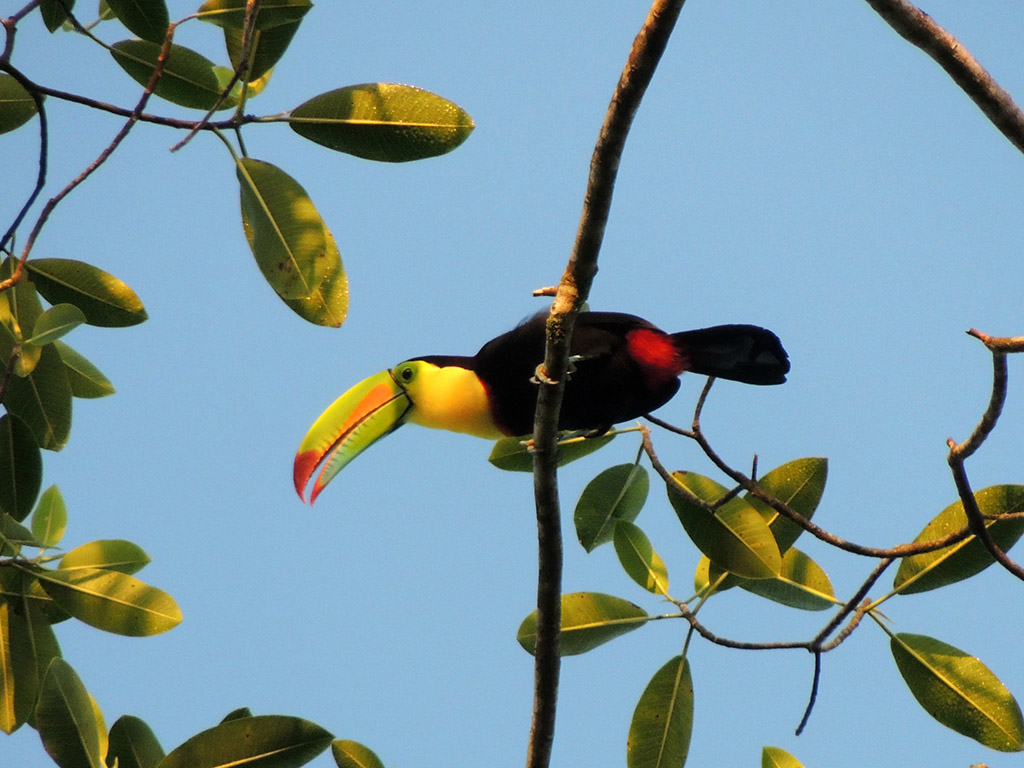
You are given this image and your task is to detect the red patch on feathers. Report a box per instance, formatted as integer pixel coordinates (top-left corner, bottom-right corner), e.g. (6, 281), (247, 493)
(626, 329), (687, 380)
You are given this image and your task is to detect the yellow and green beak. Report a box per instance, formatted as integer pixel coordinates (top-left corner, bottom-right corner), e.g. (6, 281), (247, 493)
(293, 369), (413, 504)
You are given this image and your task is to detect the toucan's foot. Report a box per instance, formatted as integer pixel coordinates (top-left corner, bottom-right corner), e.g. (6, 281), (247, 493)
(531, 364), (559, 386)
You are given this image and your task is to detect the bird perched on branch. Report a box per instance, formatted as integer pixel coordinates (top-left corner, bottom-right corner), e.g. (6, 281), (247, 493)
(294, 311), (789, 503)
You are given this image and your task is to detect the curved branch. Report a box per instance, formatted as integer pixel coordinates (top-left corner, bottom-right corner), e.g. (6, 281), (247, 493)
(865, 0), (1024, 155)
(526, 2), (688, 767)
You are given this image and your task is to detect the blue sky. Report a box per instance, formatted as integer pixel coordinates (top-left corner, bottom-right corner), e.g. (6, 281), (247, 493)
(5, 1), (1024, 766)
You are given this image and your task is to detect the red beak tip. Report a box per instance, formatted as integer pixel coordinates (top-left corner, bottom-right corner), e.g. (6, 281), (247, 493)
(293, 450), (320, 503)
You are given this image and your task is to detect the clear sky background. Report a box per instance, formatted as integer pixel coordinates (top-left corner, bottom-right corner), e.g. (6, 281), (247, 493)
(5, 1), (1024, 766)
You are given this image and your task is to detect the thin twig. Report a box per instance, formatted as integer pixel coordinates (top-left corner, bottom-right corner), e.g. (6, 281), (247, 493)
(946, 334), (1024, 581)
(0, 25), (177, 292)
(170, 0), (261, 153)
(0, 65), (47, 256)
(526, 2), (687, 767)
(864, 0), (1024, 155)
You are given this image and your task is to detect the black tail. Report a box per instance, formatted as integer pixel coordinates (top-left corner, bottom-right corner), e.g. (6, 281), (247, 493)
(671, 325), (790, 385)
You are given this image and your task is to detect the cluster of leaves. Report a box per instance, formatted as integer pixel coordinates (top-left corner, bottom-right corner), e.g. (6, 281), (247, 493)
(2, 0), (474, 328)
(1, 1), (475, 766)
(491, 434), (1024, 765)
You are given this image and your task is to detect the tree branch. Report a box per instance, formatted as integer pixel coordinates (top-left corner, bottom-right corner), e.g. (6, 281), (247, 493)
(526, 2), (687, 766)
(946, 331), (1024, 582)
(864, 0), (1024, 155)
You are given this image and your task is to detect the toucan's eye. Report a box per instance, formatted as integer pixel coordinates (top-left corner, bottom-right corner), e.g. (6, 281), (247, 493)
(398, 365), (415, 383)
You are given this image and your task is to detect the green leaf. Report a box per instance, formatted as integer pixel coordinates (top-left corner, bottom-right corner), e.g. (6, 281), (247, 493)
(110, 40), (229, 111)
(40, 0), (76, 32)
(220, 706), (253, 722)
(224, 19), (300, 80)
(54, 341), (116, 398)
(2, 256), (45, 338)
(517, 592), (648, 656)
(332, 739), (386, 768)
(236, 157), (330, 301)
(1, 342), (73, 451)
(289, 83), (475, 162)
(627, 655), (693, 768)
(105, 0), (169, 42)
(0, 599), (36, 733)
(744, 457), (827, 553)
(26, 303), (87, 346)
(0, 74), (38, 134)
(894, 485), (1024, 595)
(107, 714), (165, 768)
(891, 632), (1024, 751)
(693, 555), (741, 596)
(35, 658), (105, 768)
(197, 0), (312, 30)
(739, 548), (837, 611)
(60, 539), (151, 575)
(34, 566), (181, 636)
(241, 206), (348, 328)
(574, 463), (649, 552)
(488, 433), (615, 472)
(0, 414), (42, 522)
(667, 472), (781, 579)
(613, 521), (669, 596)
(159, 715), (333, 768)
(762, 746), (805, 768)
(31, 485), (67, 548)
(26, 258), (147, 327)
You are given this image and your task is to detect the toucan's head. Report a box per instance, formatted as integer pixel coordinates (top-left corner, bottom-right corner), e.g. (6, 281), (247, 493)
(293, 358), (502, 504)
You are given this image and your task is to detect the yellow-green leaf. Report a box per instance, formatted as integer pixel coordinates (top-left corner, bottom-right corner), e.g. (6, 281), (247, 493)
(739, 548), (837, 610)
(60, 539), (151, 575)
(105, 0), (169, 42)
(159, 715), (333, 768)
(574, 463), (649, 552)
(224, 19), (300, 80)
(613, 521), (669, 595)
(891, 632), (1024, 751)
(25, 303), (87, 346)
(279, 225), (348, 327)
(488, 433), (614, 472)
(26, 258), (147, 327)
(332, 739), (386, 768)
(0, 414), (42, 522)
(108, 714), (165, 768)
(762, 746), (805, 768)
(236, 157), (329, 301)
(0, 74), (38, 134)
(667, 471), (781, 579)
(110, 40), (229, 111)
(1, 343), (72, 451)
(30, 485), (66, 548)
(627, 655), (693, 768)
(290, 83), (475, 162)
(54, 341), (116, 399)
(744, 457), (827, 553)
(35, 658), (105, 768)
(894, 485), (1024, 595)
(197, 0), (311, 30)
(34, 566), (181, 636)
(517, 592), (648, 656)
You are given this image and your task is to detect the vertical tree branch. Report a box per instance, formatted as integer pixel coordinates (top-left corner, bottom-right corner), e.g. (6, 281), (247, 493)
(526, 2), (687, 766)
(864, 0), (1024, 155)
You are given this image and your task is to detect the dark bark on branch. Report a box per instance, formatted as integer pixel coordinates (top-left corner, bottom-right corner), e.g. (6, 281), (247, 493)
(865, 0), (1024, 155)
(526, 2), (687, 766)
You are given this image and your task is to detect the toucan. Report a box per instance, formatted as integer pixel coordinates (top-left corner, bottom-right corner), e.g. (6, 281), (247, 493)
(294, 311), (789, 503)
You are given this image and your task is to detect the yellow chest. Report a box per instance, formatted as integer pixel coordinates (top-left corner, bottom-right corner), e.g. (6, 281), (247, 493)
(406, 365), (504, 439)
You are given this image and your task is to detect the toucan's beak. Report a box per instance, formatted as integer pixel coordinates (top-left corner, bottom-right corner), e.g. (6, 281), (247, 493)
(294, 369), (413, 504)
